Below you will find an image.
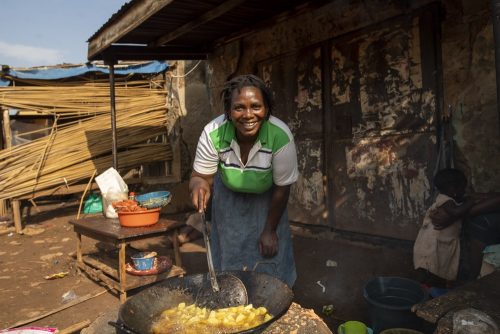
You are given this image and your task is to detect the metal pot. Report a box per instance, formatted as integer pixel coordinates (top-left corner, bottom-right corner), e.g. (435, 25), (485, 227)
(117, 270), (293, 334)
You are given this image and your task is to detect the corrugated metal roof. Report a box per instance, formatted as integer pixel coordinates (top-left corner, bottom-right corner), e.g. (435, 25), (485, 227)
(87, 0), (327, 62)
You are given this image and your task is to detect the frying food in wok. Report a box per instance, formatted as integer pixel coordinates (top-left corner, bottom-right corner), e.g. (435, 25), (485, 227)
(151, 302), (272, 334)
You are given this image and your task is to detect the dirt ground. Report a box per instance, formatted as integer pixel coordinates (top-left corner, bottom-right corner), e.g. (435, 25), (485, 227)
(0, 198), (421, 333)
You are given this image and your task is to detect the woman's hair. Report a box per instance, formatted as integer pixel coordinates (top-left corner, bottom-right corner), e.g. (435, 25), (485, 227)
(220, 74), (274, 120)
(433, 168), (467, 194)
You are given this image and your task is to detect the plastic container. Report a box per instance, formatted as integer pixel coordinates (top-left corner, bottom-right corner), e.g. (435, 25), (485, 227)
(380, 329), (424, 334)
(136, 191), (171, 209)
(117, 208), (160, 227)
(338, 321), (371, 334)
(363, 277), (427, 334)
(131, 252), (156, 270)
(102, 191), (128, 218)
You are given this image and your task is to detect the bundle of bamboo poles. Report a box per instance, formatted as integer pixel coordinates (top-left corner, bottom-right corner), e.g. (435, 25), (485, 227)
(0, 78), (165, 120)
(0, 78), (178, 201)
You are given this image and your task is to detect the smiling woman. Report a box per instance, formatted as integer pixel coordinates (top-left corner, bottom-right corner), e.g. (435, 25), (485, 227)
(189, 74), (299, 287)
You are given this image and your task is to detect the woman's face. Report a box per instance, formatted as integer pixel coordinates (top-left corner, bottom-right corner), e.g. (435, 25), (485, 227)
(230, 86), (267, 142)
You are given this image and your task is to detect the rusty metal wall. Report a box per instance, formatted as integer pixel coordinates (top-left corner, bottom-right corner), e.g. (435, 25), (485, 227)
(204, 0), (500, 240)
(258, 47), (326, 225)
(325, 8), (440, 239)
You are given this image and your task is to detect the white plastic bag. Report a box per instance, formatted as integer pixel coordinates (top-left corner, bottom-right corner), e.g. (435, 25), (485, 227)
(95, 167), (128, 194)
(95, 167), (128, 218)
(101, 191), (128, 218)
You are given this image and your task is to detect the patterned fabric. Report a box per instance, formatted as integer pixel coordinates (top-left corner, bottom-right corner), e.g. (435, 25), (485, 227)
(193, 114), (298, 193)
(413, 194), (462, 280)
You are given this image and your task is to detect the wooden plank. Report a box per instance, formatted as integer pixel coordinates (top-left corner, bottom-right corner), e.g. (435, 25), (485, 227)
(77, 261), (121, 291)
(57, 320), (91, 334)
(151, 0), (249, 47)
(80, 253), (185, 292)
(83, 254), (119, 279)
(18, 182), (99, 200)
(413, 271), (500, 325)
(70, 217), (185, 241)
(88, 0), (174, 59)
(124, 265), (186, 291)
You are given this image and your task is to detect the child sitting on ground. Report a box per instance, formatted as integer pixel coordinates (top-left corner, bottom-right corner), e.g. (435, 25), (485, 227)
(413, 168), (500, 289)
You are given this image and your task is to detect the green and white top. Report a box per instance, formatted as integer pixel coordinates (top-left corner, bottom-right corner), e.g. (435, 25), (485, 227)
(193, 114), (299, 194)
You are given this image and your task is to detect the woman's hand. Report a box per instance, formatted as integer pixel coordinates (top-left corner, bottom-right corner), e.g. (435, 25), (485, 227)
(258, 184), (291, 257)
(189, 172), (214, 213)
(259, 226), (278, 258)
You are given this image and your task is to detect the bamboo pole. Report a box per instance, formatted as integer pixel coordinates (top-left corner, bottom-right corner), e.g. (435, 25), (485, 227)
(7, 289), (109, 329)
(0, 78), (178, 203)
(76, 170), (97, 220)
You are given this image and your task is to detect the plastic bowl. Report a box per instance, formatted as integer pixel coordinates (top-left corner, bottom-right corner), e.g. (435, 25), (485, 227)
(131, 252), (156, 271)
(136, 191), (171, 209)
(118, 208), (160, 227)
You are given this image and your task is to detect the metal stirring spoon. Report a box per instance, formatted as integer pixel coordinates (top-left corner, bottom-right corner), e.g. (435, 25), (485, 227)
(196, 205), (248, 309)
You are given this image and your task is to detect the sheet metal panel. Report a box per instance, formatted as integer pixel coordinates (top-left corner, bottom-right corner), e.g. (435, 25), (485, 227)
(259, 46), (326, 225)
(328, 10), (439, 240)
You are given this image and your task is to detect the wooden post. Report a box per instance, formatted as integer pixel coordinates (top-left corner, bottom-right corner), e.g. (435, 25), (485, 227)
(0, 109), (8, 217)
(12, 200), (22, 233)
(76, 233), (83, 263)
(107, 61), (118, 170)
(172, 229), (182, 268)
(118, 242), (127, 303)
(2, 109), (22, 233)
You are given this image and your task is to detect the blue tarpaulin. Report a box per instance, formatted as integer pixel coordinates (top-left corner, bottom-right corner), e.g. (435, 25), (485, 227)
(0, 61), (169, 86)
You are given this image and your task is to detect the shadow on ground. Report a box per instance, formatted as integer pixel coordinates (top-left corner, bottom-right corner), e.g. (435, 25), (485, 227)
(0, 199), (432, 333)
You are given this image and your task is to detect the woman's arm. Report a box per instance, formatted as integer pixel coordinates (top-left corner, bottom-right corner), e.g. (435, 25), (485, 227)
(189, 171), (215, 213)
(430, 199), (475, 230)
(259, 184), (291, 258)
(469, 195), (500, 217)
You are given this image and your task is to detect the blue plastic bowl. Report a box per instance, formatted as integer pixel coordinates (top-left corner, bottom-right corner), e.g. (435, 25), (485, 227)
(131, 252), (155, 271)
(136, 191), (171, 209)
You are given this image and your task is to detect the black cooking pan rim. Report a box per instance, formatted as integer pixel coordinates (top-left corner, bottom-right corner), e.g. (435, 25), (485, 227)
(118, 270), (294, 334)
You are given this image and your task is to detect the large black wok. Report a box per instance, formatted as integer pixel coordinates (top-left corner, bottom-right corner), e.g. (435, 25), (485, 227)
(117, 270), (294, 334)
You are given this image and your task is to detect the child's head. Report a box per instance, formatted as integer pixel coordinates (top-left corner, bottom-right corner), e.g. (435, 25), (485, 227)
(433, 168), (467, 201)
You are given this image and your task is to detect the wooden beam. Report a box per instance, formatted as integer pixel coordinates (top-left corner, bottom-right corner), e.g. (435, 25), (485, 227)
(57, 320), (91, 334)
(87, 0), (174, 60)
(151, 0), (249, 47)
(17, 183), (99, 200)
(2, 110), (22, 233)
(12, 200), (22, 233)
(91, 45), (208, 62)
(0, 109), (8, 217)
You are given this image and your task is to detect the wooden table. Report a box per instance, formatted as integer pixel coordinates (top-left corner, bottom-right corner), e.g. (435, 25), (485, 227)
(69, 216), (186, 303)
(412, 270), (500, 333)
